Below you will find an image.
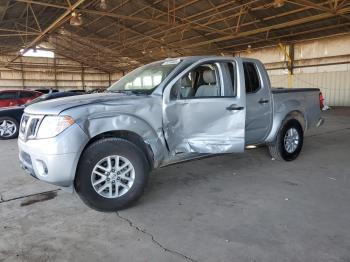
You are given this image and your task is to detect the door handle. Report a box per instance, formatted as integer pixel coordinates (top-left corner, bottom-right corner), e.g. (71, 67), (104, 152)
(259, 98), (269, 104)
(226, 104), (244, 111)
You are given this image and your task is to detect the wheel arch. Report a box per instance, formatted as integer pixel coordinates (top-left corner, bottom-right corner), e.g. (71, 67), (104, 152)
(283, 110), (306, 131)
(266, 110), (306, 143)
(80, 130), (156, 171)
(72, 112), (168, 171)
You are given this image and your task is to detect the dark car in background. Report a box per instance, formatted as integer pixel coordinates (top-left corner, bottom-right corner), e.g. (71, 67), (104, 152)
(0, 92), (83, 139)
(34, 89), (59, 94)
(65, 89), (87, 93)
(0, 90), (42, 108)
(87, 88), (106, 94)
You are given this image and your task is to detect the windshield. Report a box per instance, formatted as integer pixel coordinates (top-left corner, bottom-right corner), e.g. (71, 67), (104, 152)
(108, 60), (180, 94)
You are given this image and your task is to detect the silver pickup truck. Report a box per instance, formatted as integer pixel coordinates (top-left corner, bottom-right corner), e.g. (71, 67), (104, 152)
(18, 56), (323, 211)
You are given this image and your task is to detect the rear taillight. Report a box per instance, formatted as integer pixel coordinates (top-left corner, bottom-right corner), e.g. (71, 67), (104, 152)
(319, 92), (324, 110)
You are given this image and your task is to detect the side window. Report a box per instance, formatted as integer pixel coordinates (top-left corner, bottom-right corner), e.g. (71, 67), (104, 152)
(170, 63), (221, 100)
(0, 92), (18, 100)
(243, 62), (260, 93)
(20, 91), (35, 98)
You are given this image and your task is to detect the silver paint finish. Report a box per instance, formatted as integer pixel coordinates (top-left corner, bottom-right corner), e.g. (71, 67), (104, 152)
(18, 56), (323, 188)
(265, 88), (321, 142)
(18, 123), (89, 187)
(162, 58), (246, 156)
(244, 59), (273, 145)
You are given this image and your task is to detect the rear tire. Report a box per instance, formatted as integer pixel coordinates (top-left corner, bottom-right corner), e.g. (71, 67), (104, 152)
(0, 117), (19, 140)
(268, 119), (303, 161)
(75, 138), (149, 212)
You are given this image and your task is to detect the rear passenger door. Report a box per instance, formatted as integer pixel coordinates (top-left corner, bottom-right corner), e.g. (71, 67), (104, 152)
(243, 61), (273, 145)
(163, 59), (246, 155)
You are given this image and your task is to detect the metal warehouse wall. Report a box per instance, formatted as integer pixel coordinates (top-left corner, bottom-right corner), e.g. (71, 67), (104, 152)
(0, 55), (122, 91)
(238, 34), (350, 107)
(270, 70), (350, 106)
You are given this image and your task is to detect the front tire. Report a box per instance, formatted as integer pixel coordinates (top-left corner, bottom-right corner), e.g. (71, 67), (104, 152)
(0, 117), (19, 140)
(268, 119), (304, 161)
(75, 138), (149, 212)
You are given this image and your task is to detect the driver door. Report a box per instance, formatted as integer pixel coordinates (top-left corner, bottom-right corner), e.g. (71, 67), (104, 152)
(162, 59), (246, 155)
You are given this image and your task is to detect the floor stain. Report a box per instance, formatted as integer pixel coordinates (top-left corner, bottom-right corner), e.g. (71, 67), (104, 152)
(283, 180), (299, 186)
(20, 191), (57, 206)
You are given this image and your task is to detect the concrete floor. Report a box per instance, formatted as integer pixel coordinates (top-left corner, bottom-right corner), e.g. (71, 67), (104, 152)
(0, 108), (350, 262)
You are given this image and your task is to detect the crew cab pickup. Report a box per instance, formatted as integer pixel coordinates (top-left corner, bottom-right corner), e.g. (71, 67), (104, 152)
(18, 56), (324, 211)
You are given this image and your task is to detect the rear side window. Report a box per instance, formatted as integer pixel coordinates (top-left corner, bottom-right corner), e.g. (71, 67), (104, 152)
(243, 62), (260, 93)
(0, 92), (18, 100)
(221, 62), (236, 97)
(20, 91), (35, 98)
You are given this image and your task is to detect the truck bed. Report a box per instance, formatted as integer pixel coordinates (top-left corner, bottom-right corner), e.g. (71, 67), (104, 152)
(271, 87), (320, 94)
(265, 87), (321, 143)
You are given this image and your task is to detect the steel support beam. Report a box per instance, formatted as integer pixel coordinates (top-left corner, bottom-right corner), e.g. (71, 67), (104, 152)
(6, 0), (86, 67)
(15, 0), (176, 25)
(171, 7), (350, 49)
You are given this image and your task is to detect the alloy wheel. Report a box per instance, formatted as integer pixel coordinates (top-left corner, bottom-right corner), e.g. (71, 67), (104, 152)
(0, 119), (17, 138)
(91, 155), (135, 198)
(284, 127), (299, 153)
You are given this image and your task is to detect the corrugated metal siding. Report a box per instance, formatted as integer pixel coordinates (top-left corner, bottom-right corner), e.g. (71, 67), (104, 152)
(0, 55), (123, 91)
(269, 71), (350, 106)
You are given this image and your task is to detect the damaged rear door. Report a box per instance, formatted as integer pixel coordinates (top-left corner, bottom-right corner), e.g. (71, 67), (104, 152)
(162, 58), (246, 155)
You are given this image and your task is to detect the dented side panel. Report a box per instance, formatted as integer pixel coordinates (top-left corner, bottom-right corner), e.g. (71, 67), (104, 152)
(63, 96), (168, 167)
(162, 57), (246, 155)
(163, 99), (245, 154)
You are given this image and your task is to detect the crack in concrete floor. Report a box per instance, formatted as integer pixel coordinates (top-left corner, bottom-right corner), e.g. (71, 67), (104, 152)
(116, 211), (199, 262)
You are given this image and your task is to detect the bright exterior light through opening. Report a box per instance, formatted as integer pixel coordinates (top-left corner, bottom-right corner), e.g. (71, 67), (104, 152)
(20, 48), (55, 58)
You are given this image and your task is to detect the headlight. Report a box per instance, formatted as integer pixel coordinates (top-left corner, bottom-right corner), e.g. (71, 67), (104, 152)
(36, 116), (75, 139)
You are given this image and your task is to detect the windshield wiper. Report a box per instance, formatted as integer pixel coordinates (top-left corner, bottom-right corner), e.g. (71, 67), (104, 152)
(107, 90), (147, 95)
(107, 90), (131, 94)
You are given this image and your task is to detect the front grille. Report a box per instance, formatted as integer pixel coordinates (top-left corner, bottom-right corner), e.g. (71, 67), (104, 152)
(20, 114), (43, 140)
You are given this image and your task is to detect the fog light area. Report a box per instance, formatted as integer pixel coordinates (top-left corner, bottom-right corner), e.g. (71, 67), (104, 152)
(36, 159), (48, 176)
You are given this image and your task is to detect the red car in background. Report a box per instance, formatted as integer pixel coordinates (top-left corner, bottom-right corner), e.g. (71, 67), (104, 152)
(0, 90), (42, 108)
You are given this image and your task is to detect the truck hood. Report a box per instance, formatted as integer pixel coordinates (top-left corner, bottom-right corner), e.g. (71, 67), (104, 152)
(24, 93), (150, 115)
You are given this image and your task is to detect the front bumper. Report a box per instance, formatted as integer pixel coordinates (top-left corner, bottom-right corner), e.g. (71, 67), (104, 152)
(18, 123), (89, 187)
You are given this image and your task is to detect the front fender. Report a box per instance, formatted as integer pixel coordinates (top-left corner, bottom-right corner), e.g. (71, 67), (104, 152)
(76, 113), (167, 166)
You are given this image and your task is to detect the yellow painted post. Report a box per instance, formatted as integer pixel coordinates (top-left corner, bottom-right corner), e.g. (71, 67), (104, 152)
(288, 72), (292, 88)
(278, 43), (294, 88)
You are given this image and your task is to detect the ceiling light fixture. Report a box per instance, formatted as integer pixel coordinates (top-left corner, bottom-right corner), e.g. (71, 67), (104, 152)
(99, 0), (107, 10)
(58, 27), (66, 35)
(247, 44), (252, 53)
(273, 0), (284, 8)
(70, 11), (83, 26)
